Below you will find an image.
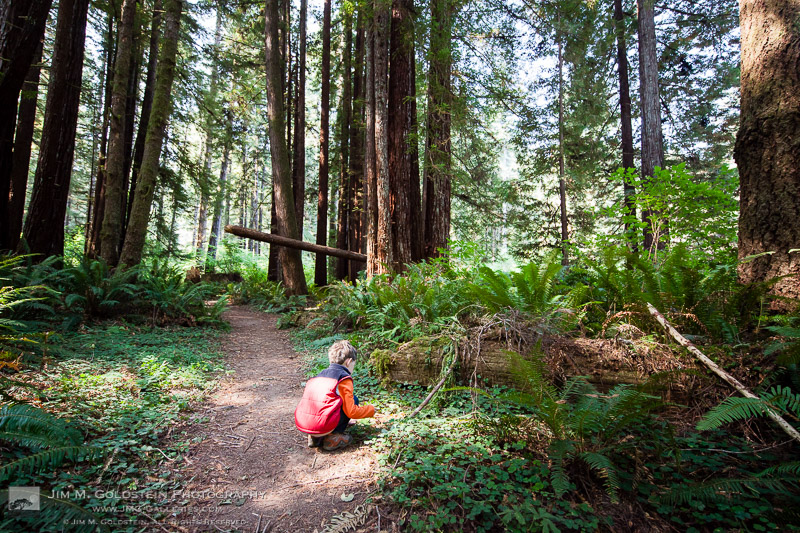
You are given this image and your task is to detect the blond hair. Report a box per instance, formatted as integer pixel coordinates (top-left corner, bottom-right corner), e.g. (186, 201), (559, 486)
(328, 340), (357, 365)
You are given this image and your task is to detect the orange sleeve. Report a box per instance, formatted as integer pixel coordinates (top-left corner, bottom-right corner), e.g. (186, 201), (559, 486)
(338, 378), (375, 419)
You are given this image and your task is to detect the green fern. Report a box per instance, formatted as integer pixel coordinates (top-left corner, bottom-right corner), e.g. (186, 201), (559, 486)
(697, 386), (800, 431)
(0, 403), (102, 481)
(0, 489), (108, 533)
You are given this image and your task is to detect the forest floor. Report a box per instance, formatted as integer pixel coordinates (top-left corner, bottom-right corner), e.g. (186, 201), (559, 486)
(172, 306), (387, 533)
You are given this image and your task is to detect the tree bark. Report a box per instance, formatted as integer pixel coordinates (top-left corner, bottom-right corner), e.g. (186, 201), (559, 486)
(20, 0), (89, 258)
(265, 0), (307, 294)
(348, 13), (366, 280)
(422, 0), (453, 259)
(614, 0), (637, 250)
(119, 0), (182, 267)
(315, 0), (332, 286)
(0, 0), (53, 251)
(365, 12), (379, 277)
(335, 12), (353, 281)
(735, 0), (800, 306)
(388, 0), (418, 270)
(373, 0), (393, 275)
(6, 44), (43, 252)
(128, 0), (162, 233)
(100, 0), (137, 265)
(292, 0), (307, 236)
(637, 0), (666, 253)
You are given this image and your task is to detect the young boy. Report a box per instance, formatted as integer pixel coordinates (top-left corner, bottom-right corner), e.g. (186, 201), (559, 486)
(294, 340), (375, 451)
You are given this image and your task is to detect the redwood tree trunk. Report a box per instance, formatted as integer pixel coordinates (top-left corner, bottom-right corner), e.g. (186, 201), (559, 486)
(292, 0), (307, 236)
(373, 0), (392, 275)
(119, 0), (182, 267)
(735, 0), (800, 305)
(388, 0), (418, 270)
(365, 13), (379, 277)
(20, 0), (89, 258)
(335, 12), (353, 281)
(100, 0), (137, 265)
(423, 0), (453, 259)
(265, 0), (307, 294)
(637, 0), (666, 253)
(315, 0), (332, 286)
(614, 0), (637, 249)
(348, 13), (366, 280)
(6, 44), (43, 252)
(0, 0), (53, 251)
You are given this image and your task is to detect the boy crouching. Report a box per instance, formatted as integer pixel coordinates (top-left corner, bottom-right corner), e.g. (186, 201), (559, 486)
(294, 340), (376, 451)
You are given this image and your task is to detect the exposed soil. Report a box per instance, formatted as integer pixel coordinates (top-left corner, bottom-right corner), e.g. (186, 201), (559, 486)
(172, 306), (387, 533)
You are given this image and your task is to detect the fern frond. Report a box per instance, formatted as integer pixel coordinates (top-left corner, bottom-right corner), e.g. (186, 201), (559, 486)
(0, 445), (103, 481)
(580, 451), (621, 501)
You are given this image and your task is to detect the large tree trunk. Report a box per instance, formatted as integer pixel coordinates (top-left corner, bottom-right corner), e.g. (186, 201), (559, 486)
(6, 44), (43, 252)
(100, 0), (137, 265)
(373, 0), (393, 275)
(365, 12), (379, 277)
(637, 0), (666, 254)
(0, 0), (53, 251)
(422, 0), (453, 259)
(335, 12), (353, 281)
(265, 0), (307, 294)
(119, 0), (182, 267)
(20, 0), (89, 258)
(348, 13), (366, 280)
(388, 0), (418, 270)
(735, 0), (800, 306)
(315, 0), (332, 286)
(614, 0), (637, 250)
(292, 0), (307, 236)
(127, 0), (162, 234)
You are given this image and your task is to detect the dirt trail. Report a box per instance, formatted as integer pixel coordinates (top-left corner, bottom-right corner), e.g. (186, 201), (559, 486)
(175, 306), (383, 533)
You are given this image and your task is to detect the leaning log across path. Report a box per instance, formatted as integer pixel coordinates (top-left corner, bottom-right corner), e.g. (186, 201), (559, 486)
(224, 225), (367, 262)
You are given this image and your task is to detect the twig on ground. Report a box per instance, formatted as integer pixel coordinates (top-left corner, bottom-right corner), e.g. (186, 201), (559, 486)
(244, 435), (257, 452)
(407, 341), (459, 419)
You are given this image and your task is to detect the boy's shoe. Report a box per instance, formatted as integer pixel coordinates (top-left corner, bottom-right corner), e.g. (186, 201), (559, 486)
(307, 435), (323, 448)
(322, 433), (352, 451)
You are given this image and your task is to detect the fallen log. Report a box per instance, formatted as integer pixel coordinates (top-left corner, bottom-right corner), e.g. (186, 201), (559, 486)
(647, 302), (800, 445)
(224, 225), (366, 262)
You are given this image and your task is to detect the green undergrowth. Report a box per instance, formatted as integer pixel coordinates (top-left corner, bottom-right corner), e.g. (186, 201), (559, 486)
(283, 255), (800, 532)
(1, 322), (226, 532)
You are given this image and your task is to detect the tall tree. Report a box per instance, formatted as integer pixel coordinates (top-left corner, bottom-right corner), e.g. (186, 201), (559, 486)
(127, 0), (162, 234)
(335, 11), (353, 281)
(292, 0), (307, 235)
(315, 0), (332, 286)
(119, 0), (182, 266)
(194, 3), (224, 261)
(388, 0), (420, 269)
(207, 110), (233, 264)
(735, 0), (800, 305)
(637, 0), (666, 253)
(348, 13), (366, 279)
(557, 15), (569, 266)
(265, 0), (307, 294)
(614, 0), (636, 248)
(365, 8), (379, 276)
(100, 0), (138, 265)
(0, 0), (53, 251)
(422, 0), (453, 259)
(20, 0), (89, 258)
(373, 0), (393, 275)
(5, 44), (43, 251)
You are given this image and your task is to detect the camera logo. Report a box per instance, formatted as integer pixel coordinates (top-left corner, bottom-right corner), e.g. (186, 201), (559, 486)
(8, 486), (40, 511)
